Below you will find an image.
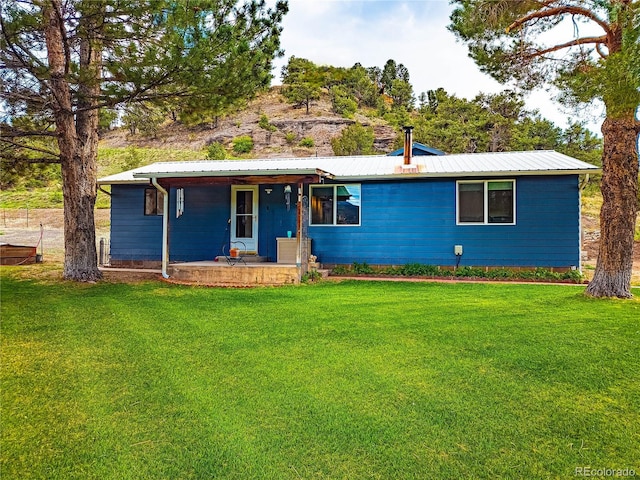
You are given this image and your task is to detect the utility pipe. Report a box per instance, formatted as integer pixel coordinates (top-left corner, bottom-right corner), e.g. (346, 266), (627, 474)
(152, 177), (170, 279)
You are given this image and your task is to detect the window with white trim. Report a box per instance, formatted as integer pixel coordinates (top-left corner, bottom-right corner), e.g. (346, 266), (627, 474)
(310, 184), (361, 226)
(457, 180), (515, 225)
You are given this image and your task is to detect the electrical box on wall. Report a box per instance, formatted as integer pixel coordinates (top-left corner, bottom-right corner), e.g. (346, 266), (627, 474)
(454, 245), (463, 256)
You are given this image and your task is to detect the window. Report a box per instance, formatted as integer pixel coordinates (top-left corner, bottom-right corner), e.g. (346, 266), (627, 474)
(144, 188), (164, 216)
(310, 184), (361, 226)
(457, 180), (515, 225)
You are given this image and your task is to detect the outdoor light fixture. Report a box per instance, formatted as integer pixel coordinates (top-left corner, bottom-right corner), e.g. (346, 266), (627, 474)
(284, 184), (292, 211)
(265, 188), (272, 194)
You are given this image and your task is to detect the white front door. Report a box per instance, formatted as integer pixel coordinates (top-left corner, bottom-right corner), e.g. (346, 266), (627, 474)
(230, 185), (258, 253)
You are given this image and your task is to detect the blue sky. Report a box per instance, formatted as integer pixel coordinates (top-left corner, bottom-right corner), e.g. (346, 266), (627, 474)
(271, 0), (605, 132)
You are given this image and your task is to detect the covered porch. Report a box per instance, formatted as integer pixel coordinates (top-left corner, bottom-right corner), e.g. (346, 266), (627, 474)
(131, 162), (330, 285)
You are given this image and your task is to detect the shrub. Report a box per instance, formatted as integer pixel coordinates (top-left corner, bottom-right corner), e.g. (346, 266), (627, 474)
(331, 265), (351, 275)
(329, 262), (584, 283)
(232, 135), (254, 154)
(454, 266), (486, 277)
(258, 114), (277, 132)
(299, 137), (314, 148)
(562, 269), (585, 283)
(284, 132), (297, 145)
(352, 262), (375, 274)
(301, 270), (323, 283)
(330, 86), (358, 118)
(331, 123), (375, 156)
(206, 142), (227, 160)
(399, 263), (440, 276)
(485, 268), (514, 280)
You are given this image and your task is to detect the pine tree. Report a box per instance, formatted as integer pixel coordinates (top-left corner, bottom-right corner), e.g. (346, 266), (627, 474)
(450, 0), (639, 298)
(1, 0), (288, 281)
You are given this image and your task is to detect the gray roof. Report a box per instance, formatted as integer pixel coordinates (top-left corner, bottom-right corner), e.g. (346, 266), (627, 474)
(97, 150), (599, 185)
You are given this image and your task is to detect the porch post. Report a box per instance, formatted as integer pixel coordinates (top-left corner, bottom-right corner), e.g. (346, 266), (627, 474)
(152, 177), (170, 278)
(296, 183), (302, 270)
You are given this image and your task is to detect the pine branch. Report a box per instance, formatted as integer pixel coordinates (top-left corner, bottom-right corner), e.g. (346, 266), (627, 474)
(1, 126), (57, 137)
(0, 138), (60, 159)
(0, 154), (62, 165)
(526, 35), (608, 58)
(506, 4), (612, 37)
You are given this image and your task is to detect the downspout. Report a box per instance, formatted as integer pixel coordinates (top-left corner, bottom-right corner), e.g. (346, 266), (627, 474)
(152, 177), (170, 279)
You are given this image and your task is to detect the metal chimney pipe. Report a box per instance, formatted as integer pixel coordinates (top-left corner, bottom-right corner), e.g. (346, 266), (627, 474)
(403, 126), (414, 165)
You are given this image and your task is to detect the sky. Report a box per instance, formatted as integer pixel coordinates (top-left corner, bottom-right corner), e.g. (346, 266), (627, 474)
(271, 0), (606, 133)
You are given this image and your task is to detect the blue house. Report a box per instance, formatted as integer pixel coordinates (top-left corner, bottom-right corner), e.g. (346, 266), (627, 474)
(98, 147), (598, 284)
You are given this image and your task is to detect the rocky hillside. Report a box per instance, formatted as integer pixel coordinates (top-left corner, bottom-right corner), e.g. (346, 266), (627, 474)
(100, 86), (398, 158)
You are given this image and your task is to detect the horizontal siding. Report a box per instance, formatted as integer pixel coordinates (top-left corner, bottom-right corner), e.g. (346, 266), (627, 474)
(258, 186), (297, 262)
(170, 185), (298, 262)
(309, 176), (580, 267)
(111, 184), (300, 263)
(169, 186), (229, 261)
(110, 185), (162, 261)
(310, 181), (455, 265)
(111, 176), (581, 268)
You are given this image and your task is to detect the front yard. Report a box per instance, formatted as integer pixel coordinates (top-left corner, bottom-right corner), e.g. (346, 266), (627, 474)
(1, 269), (639, 479)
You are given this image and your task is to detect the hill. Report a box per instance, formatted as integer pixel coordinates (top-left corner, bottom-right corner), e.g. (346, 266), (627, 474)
(100, 86), (398, 160)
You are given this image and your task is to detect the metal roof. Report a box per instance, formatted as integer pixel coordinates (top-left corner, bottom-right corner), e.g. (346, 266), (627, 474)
(97, 150), (599, 185)
(97, 166), (154, 185)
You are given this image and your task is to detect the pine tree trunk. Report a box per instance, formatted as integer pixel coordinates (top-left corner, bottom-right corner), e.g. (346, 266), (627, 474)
(44, 0), (102, 282)
(585, 116), (639, 298)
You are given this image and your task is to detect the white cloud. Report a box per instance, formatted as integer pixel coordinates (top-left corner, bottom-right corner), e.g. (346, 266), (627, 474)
(272, 0), (604, 132)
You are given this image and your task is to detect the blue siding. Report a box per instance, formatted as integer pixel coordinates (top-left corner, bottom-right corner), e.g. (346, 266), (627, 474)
(257, 185), (298, 261)
(169, 186), (229, 261)
(309, 176), (581, 268)
(170, 184), (297, 261)
(110, 175), (581, 268)
(111, 184), (298, 262)
(110, 185), (163, 261)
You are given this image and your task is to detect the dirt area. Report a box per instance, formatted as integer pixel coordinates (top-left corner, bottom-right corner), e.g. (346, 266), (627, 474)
(0, 208), (111, 263)
(581, 213), (640, 284)
(2, 208), (639, 284)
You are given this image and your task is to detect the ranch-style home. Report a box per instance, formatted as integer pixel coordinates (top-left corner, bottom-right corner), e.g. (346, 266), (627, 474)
(97, 132), (599, 285)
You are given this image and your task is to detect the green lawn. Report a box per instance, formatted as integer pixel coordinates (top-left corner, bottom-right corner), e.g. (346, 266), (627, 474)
(1, 269), (639, 479)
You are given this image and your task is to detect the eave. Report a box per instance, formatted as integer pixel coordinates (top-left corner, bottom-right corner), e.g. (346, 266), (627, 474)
(150, 173), (327, 188)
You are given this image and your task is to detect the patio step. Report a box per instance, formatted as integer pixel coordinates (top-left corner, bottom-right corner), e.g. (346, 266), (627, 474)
(214, 255), (269, 263)
(168, 262), (300, 286)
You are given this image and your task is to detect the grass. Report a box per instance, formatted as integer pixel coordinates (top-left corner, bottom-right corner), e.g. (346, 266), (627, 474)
(0, 146), (204, 210)
(0, 187), (65, 209)
(1, 268), (639, 479)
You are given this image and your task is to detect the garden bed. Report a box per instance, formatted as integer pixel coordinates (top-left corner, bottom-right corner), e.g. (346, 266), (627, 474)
(328, 263), (586, 284)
